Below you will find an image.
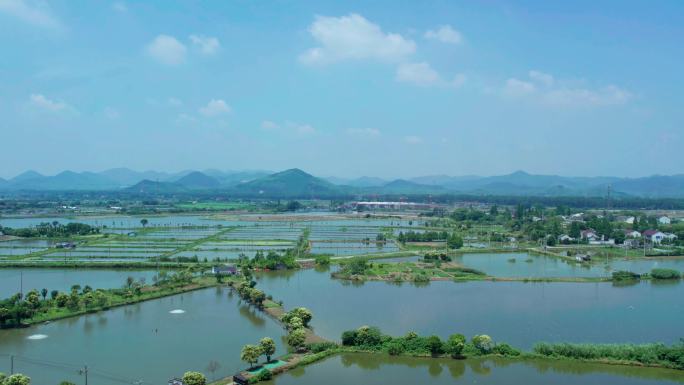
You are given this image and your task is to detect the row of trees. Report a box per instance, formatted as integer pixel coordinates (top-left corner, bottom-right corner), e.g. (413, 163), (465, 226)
(0, 222), (98, 238)
(0, 272), (195, 328)
(240, 337), (277, 369)
(281, 307), (313, 350)
(341, 326), (520, 358)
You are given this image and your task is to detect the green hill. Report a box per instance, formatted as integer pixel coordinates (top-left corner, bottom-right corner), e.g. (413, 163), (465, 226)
(233, 168), (343, 197)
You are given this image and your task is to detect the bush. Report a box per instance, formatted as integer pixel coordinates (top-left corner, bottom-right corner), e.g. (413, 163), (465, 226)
(426, 335), (444, 356)
(533, 342), (684, 369)
(612, 271), (641, 281)
(445, 334), (466, 358)
(472, 335), (494, 354)
(2, 374), (31, 385)
(341, 330), (359, 346)
(307, 342), (338, 353)
(651, 268), (681, 280)
(492, 343), (520, 357)
(255, 369), (272, 382)
(387, 341), (405, 355)
(182, 371), (206, 385)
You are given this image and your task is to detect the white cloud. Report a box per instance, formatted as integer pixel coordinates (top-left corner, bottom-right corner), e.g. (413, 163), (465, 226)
(544, 86), (631, 107)
(112, 2), (127, 12)
(103, 107), (120, 119)
(300, 13), (415, 65)
(291, 123), (316, 135)
(528, 70), (554, 87)
(0, 0), (61, 29)
(503, 78), (536, 96)
(451, 73), (467, 88)
(502, 71), (631, 107)
(176, 113), (197, 125)
(261, 120), (280, 130)
(347, 127), (381, 137)
(199, 99), (231, 117)
(189, 34), (220, 55)
(424, 25), (463, 44)
(403, 135), (422, 144)
(168, 97), (183, 107)
(146, 35), (187, 65)
(29, 93), (69, 112)
(395, 62), (466, 88)
(396, 62), (440, 87)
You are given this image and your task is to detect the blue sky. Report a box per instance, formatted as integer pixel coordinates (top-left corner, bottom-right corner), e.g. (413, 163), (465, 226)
(1, 0), (682, 179)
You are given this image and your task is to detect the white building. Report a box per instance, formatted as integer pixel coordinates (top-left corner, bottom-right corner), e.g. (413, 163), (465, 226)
(658, 216), (671, 225)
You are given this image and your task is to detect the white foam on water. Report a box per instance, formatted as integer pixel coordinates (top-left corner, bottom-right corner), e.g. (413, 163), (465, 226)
(169, 309), (186, 314)
(27, 334), (48, 340)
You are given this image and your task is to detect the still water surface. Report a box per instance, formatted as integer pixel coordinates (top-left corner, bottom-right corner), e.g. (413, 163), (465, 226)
(254, 268), (684, 348)
(263, 353), (684, 385)
(0, 287), (284, 385)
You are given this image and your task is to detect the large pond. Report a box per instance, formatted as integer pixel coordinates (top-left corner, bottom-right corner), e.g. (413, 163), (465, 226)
(0, 287), (285, 385)
(263, 353), (684, 385)
(453, 253), (684, 278)
(254, 269), (684, 349)
(0, 269), (160, 298)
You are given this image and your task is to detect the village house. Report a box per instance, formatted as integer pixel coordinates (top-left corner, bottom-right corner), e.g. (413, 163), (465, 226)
(580, 229), (599, 241)
(624, 230), (641, 238)
(663, 233), (678, 242)
(212, 264), (238, 275)
(643, 230), (666, 244)
(558, 234), (574, 243)
(658, 216), (672, 225)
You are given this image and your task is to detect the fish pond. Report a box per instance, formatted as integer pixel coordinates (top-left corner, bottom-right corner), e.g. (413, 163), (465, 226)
(262, 353), (684, 385)
(0, 287), (285, 385)
(254, 268), (684, 349)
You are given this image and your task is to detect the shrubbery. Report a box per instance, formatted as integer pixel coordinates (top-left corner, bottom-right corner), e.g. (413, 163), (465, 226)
(612, 271), (641, 281)
(534, 342), (684, 369)
(340, 327), (519, 358)
(650, 268), (682, 280)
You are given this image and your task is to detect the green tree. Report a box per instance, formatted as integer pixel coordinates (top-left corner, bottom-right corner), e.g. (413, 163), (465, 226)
(447, 234), (464, 249)
(140, 218), (149, 227)
(472, 335), (494, 354)
(25, 290), (40, 309)
(240, 344), (262, 368)
(445, 334), (466, 358)
(2, 374), (31, 385)
(259, 337), (276, 362)
(287, 328), (307, 349)
(426, 335), (444, 356)
(181, 371), (206, 385)
(40, 288), (48, 301)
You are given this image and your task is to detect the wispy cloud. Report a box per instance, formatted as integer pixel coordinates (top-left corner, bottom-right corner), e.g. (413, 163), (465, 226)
(347, 127), (381, 137)
(146, 35), (187, 66)
(424, 25), (463, 44)
(199, 99), (231, 117)
(396, 62), (466, 88)
(0, 0), (62, 29)
(300, 13), (415, 65)
(111, 2), (127, 13)
(403, 135), (422, 144)
(29, 93), (70, 112)
(501, 70), (631, 107)
(189, 34), (220, 55)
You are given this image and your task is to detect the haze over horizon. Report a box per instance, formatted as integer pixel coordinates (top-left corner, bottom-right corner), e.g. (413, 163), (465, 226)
(1, 0), (682, 179)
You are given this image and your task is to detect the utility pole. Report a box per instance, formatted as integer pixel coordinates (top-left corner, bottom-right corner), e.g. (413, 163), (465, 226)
(20, 272), (23, 299)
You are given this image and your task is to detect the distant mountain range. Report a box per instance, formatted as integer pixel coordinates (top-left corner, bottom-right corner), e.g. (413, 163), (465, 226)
(1, 168), (684, 198)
